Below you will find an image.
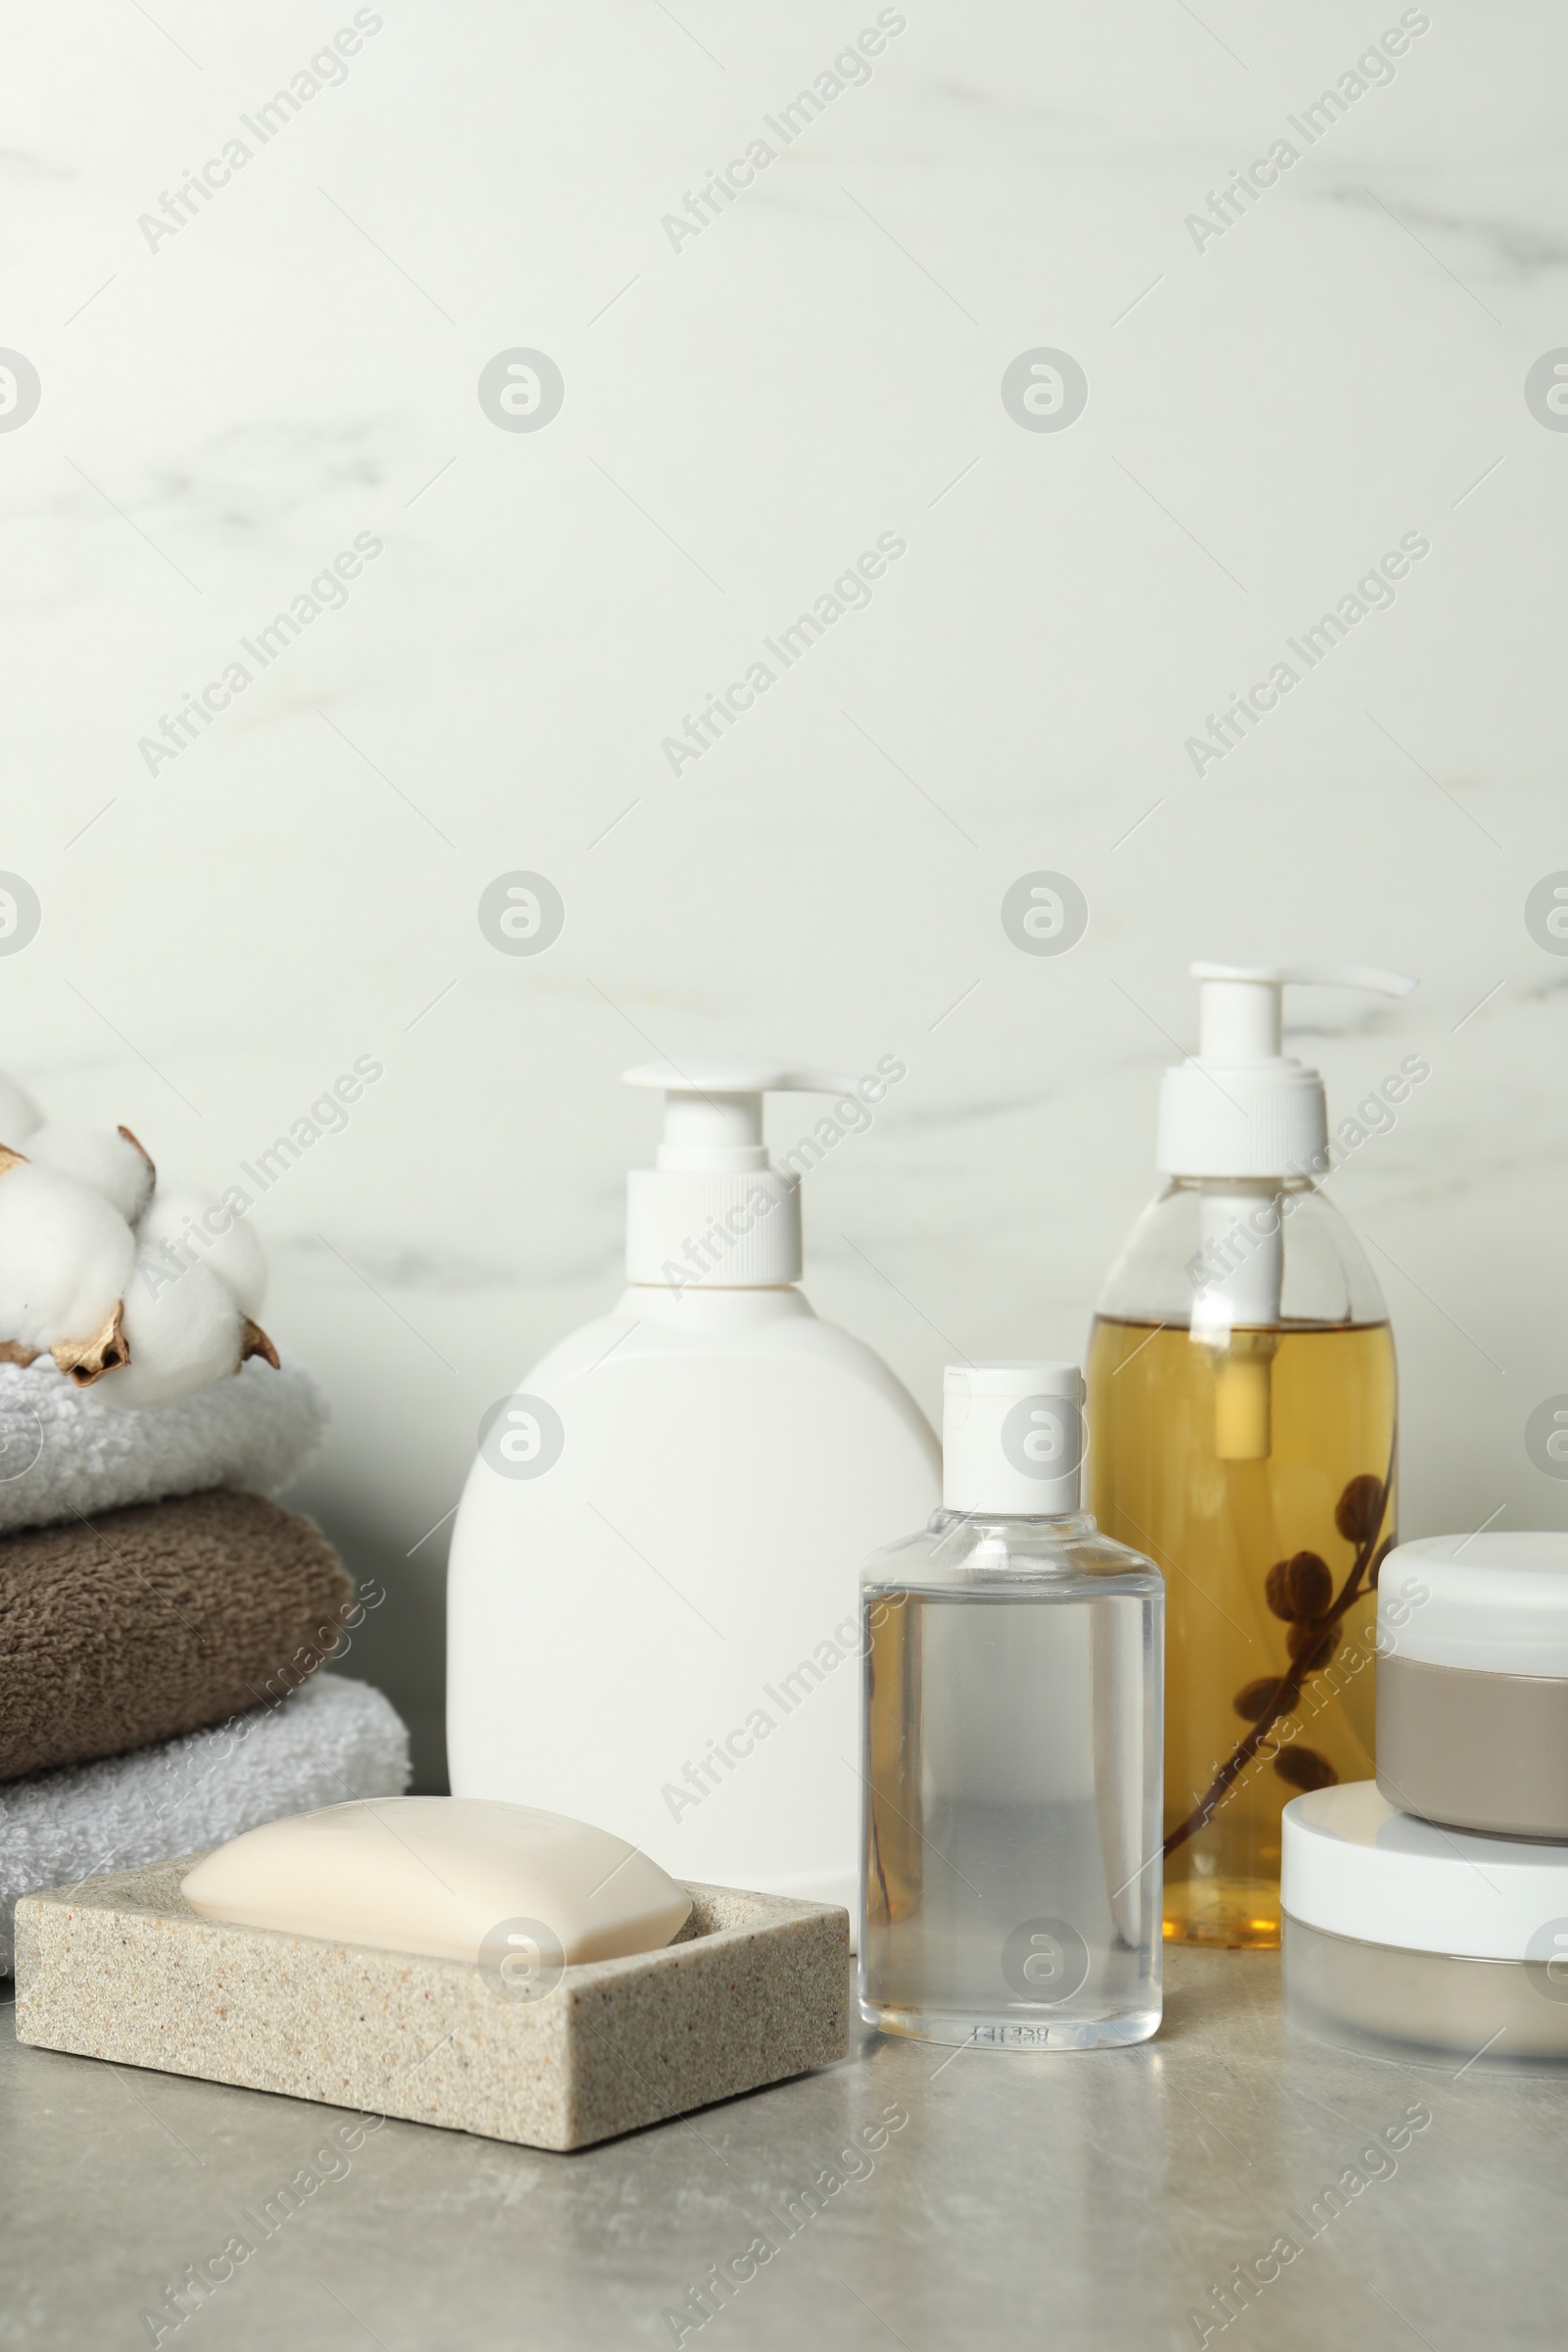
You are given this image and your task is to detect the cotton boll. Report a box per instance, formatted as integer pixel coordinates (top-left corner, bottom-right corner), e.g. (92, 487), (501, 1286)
(0, 1071), (41, 1144)
(102, 1253), (249, 1408)
(26, 1122), (156, 1222)
(137, 1186), (267, 1318)
(0, 1163), (136, 1354)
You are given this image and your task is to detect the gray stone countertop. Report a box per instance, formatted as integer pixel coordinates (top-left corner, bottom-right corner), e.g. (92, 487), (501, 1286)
(1, 1947), (1561, 2351)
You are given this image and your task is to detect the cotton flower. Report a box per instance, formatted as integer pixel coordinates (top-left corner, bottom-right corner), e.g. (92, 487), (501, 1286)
(26, 1122), (156, 1223)
(0, 1122), (281, 1404)
(137, 1185), (267, 1318)
(0, 1158), (135, 1376)
(0, 1070), (41, 1144)
(100, 1250), (277, 1410)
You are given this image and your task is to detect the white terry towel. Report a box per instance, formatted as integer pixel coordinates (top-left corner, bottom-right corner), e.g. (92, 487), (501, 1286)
(0, 1673), (410, 1974)
(0, 1351), (326, 1539)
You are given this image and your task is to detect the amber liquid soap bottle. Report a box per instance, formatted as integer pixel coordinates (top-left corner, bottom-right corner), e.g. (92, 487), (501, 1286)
(1087, 961), (1417, 1949)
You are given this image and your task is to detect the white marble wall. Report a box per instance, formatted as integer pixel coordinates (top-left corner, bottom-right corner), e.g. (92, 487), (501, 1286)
(5, 0), (1565, 1782)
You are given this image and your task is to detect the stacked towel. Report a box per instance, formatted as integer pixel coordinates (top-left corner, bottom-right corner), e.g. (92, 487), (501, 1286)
(0, 1674), (410, 1973)
(0, 1353), (411, 1969)
(0, 1074), (411, 1956)
(0, 1349), (327, 1537)
(0, 1487), (356, 1779)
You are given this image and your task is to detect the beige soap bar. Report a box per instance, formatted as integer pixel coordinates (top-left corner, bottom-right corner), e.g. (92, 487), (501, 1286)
(180, 1796), (691, 1974)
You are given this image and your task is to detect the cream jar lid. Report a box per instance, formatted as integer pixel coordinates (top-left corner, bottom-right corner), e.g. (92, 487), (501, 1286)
(1282, 1782), (1568, 1962)
(1377, 1533), (1568, 1675)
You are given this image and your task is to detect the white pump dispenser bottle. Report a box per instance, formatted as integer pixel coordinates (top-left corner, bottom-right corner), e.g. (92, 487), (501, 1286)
(446, 1058), (941, 1912)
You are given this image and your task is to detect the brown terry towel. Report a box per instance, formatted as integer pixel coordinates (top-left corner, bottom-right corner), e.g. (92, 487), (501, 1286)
(0, 1489), (354, 1781)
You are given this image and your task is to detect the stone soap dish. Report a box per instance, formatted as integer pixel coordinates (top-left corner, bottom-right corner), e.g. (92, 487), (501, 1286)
(13, 1860), (850, 2151)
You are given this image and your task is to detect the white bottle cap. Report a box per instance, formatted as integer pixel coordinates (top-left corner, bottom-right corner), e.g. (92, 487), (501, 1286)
(623, 1059), (863, 1289)
(1377, 1533), (1568, 1677)
(1282, 1782), (1568, 1963)
(942, 1361), (1084, 1516)
(1155, 962), (1417, 1179)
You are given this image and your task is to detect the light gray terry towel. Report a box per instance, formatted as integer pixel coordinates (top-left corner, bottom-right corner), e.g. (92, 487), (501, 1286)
(0, 1673), (410, 1974)
(0, 1351), (326, 1538)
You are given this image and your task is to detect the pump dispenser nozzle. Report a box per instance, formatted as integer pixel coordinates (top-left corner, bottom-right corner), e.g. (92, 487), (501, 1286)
(623, 1060), (863, 1290)
(1156, 961), (1417, 1462)
(1157, 962), (1417, 1181)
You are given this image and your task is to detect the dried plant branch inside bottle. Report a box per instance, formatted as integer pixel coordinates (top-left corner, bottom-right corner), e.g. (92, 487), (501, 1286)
(1088, 1315), (1396, 1950)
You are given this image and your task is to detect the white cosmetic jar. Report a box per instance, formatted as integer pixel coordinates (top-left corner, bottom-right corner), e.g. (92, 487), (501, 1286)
(1282, 1782), (1568, 2068)
(1374, 1533), (1568, 1838)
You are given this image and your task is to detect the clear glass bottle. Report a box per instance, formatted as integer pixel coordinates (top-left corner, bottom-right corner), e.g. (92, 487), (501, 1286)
(1088, 1176), (1396, 1951)
(1083, 960), (1413, 1952)
(859, 1362), (1163, 2051)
